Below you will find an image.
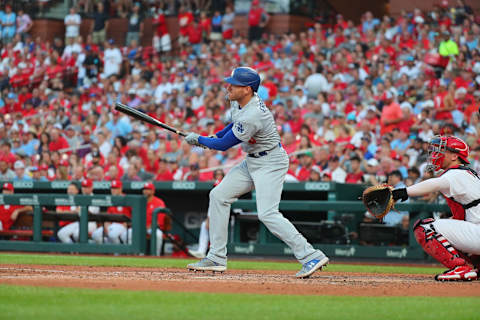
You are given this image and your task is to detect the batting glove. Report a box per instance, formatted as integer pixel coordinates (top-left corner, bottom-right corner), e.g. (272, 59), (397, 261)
(185, 132), (204, 148)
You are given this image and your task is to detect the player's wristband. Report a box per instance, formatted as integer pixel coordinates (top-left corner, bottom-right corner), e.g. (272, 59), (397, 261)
(392, 188), (409, 202)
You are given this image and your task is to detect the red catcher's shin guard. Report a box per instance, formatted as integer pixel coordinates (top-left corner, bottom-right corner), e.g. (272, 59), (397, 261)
(413, 220), (466, 269)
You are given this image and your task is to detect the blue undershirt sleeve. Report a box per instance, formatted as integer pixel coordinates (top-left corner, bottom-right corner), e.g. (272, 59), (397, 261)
(198, 130), (242, 151)
(214, 123), (233, 138)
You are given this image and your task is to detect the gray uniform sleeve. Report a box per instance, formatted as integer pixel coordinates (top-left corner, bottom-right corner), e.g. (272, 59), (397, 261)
(232, 119), (258, 142)
(232, 115), (258, 142)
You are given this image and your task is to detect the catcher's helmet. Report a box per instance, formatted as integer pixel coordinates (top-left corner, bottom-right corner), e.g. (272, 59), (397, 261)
(427, 135), (470, 171)
(224, 67), (260, 92)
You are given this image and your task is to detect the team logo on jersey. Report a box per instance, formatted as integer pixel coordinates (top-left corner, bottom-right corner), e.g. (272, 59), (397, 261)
(235, 122), (244, 134)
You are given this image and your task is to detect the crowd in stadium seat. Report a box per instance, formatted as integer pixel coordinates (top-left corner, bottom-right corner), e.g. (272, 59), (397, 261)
(0, 1), (479, 194)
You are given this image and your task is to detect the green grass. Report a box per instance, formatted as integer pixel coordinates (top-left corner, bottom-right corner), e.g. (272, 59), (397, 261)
(0, 284), (478, 320)
(0, 252), (445, 275)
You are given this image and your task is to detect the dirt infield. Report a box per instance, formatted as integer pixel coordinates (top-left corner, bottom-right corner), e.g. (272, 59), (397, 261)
(1, 264), (479, 296)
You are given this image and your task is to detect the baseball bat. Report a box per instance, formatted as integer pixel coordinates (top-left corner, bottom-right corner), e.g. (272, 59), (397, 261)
(114, 102), (187, 137)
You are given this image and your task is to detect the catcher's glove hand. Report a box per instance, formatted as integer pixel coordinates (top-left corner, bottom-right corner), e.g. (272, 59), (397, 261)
(362, 184), (395, 219)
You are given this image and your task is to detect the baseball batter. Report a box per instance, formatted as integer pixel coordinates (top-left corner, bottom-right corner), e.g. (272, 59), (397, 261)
(392, 135), (480, 281)
(184, 67), (329, 278)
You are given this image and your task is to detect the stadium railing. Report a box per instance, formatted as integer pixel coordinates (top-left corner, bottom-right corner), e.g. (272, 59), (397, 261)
(0, 194), (147, 254)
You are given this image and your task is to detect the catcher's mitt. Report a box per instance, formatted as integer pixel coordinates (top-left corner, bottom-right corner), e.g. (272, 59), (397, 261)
(362, 184), (395, 219)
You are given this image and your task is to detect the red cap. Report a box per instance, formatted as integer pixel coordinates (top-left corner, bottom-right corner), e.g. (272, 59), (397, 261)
(81, 179), (93, 188)
(39, 164), (49, 171)
(111, 180), (123, 189)
(393, 154), (402, 161)
(82, 128), (91, 135)
(323, 172), (332, 179)
(59, 159), (69, 166)
(143, 182), (155, 190)
(2, 182), (13, 191)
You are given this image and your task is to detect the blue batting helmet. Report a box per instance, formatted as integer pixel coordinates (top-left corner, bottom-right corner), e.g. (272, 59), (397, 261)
(224, 67), (261, 92)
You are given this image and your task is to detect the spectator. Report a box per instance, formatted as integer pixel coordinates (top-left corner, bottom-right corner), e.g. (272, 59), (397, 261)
(308, 165), (322, 181)
(186, 163), (200, 181)
(30, 166), (47, 181)
(222, 6), (234, 40)
(64, 125), (80, 152)
(345, 156), (364, 183)
(76, 128), (93, 158)
(326, 155), (347, 183)
(64, 7), (81, 44)
(296, 152), (314, 181)
(393, 154), (408, 179)
(177, 5), (194, 45)
(49, 128), (69, 152)
(187, 20), (202, 54)
(90, 2), (109, 46)
(83, 44), (102, 86)
(199, 11), (211, 43)
(0, 183), (32, 231)
(391, 129), (411, 152)
(0, 157), (14, 180)
(16, 8), (32, 41)
(380, 92), (404, 135)
(363, 158), (380, 186)
(1, 5), (16, 44)
(248, 0), (269, 42)
(321, 172), (332, 182)
(13, 160), (31, 181)
(102, 39), (122, 78)
(125, 2), (144, 46)
(439, 31), (459, 57)
(155, 158), (173, 181)
(152, 7), (171, 53)
(362, 11), (380, 34)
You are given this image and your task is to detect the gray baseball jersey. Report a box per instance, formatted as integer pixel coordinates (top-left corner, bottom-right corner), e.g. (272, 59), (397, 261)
(205, 93), (326, 266)
(230, 93), (280, 154)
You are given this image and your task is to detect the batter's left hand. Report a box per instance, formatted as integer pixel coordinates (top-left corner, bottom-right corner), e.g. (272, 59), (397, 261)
(185, 132), (200, 145)
(185, 132), (206, 149)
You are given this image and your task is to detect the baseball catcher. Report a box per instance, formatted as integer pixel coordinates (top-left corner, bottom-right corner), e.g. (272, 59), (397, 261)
(365, 136), (480, 281)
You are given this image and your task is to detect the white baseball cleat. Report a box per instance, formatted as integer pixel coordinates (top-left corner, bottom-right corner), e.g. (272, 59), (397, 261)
(296, 256), (329, 278)
(187, 258), (226, 272)
(435, 265), (478, 281)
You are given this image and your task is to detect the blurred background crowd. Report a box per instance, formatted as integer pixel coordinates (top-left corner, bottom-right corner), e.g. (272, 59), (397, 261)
(0, 0), (478, 198)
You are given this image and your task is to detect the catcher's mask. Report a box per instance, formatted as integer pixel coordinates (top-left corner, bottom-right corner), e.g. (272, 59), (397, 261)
(427, 135), (469, 172)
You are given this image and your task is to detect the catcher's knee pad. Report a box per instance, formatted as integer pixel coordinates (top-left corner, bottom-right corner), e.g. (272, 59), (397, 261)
(413, 218), (465, 269)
